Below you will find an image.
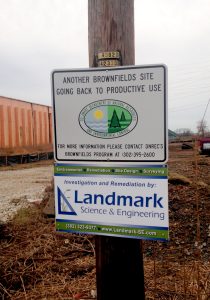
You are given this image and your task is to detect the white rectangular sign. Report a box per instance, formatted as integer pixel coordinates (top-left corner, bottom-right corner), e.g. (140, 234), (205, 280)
(52, 65), (168, 165)
(55, 164), (169, 241)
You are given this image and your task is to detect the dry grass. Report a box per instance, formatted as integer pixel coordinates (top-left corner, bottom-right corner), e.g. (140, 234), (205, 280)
(0, 146), (210, 299)
(144, 259), (210, 300)
(168, 172), (192, 185)
(1, 187), (209, 299)
(0, 207), (96, 299)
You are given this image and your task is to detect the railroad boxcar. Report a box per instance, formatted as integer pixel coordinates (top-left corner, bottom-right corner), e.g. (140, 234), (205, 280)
(0, 96), (53, 158)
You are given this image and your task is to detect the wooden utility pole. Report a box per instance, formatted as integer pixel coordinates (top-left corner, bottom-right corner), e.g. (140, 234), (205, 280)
(88, 0), (135, 66)
(88, 1), (145, 299)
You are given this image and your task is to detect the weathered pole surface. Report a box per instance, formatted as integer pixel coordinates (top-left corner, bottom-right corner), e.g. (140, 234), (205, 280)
(88, 0), (135, 67)
(88, 1), (145, 299)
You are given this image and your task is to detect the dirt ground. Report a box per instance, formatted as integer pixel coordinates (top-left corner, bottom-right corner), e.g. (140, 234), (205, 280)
(0, 145), (209, 299)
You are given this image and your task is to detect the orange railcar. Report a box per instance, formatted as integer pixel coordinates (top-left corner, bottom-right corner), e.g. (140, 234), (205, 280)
(0, 96), (53, 156)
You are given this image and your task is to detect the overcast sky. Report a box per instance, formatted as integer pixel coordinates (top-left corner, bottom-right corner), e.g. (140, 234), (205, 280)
(0, 0), (210, 132)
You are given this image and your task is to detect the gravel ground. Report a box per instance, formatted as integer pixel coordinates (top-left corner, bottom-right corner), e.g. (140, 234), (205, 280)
(0, 165), (53, 223)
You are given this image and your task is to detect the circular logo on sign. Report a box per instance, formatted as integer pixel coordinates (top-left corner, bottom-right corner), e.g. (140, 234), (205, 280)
(78, 99), (138, 139)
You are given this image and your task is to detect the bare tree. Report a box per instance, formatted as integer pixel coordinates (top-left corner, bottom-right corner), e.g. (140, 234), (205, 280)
(175, 128), (193, 136)
(197, 119), (209, 137)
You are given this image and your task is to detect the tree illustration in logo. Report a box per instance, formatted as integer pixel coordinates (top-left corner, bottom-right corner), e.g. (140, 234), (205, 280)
(109, 110), (121, 128)
(120, 111), (126, 122)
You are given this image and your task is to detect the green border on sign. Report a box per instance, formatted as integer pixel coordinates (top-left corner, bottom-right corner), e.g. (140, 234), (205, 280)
(55, 165), (168, 177)
(56, 221), (169, 241)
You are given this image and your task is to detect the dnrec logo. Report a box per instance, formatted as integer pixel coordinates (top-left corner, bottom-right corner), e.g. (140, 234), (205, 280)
(78, 99), (138, 139)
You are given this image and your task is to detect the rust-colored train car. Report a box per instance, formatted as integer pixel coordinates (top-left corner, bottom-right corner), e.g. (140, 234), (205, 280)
(0, 96), (53, 157)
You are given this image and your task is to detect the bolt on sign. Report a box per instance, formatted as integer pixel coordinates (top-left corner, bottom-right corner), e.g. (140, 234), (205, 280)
(51, 65), (169, 241)
(52, 65), (168, 165)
